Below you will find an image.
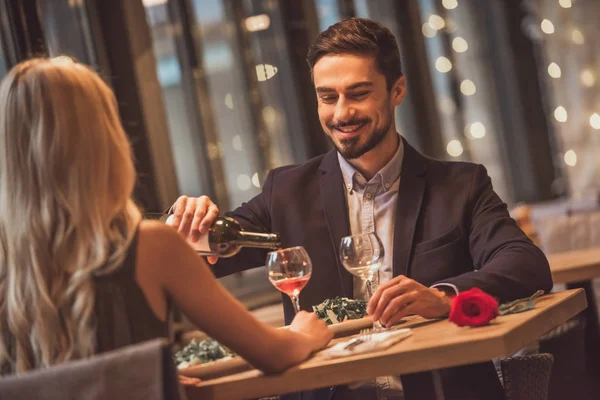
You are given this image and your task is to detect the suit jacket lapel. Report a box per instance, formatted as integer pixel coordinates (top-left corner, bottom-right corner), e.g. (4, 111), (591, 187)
(393, 139), (427, 278)
(319, 150), (354, 298)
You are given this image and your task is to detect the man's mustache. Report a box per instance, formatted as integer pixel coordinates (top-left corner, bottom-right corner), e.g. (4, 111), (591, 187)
(327, 118), (371, 130)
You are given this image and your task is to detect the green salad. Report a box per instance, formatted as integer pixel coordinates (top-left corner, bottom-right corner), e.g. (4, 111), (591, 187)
(312, 297), (368, 325)
(174, 338), (235, 370)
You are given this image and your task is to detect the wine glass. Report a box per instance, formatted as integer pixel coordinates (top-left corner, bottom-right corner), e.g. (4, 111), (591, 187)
(339, 232), (385, 330)
(266, 246), (312, 314)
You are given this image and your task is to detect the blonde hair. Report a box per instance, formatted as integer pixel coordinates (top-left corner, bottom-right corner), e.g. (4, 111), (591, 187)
(0, 58), (141, 374)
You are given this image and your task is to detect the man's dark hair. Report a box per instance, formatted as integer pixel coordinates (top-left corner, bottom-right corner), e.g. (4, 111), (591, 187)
(307, 18), (403, 90)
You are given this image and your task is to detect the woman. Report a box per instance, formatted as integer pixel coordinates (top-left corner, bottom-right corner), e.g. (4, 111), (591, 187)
(0, 58), (332, 375)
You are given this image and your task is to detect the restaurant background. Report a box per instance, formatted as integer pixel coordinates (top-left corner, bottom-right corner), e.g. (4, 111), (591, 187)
(1, 0), (599, 314)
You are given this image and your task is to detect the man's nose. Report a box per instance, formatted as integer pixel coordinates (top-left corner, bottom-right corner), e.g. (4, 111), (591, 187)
(333, 98), (356, 122)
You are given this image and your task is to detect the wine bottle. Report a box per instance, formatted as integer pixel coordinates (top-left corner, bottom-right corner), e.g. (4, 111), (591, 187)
(146, 213), (281, 257)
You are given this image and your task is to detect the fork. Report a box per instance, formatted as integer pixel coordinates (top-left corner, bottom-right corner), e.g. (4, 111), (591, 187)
(343, 328), (373, 351)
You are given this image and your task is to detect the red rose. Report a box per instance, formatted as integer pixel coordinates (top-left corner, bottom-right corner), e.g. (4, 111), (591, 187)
(449, 288), (499, 327)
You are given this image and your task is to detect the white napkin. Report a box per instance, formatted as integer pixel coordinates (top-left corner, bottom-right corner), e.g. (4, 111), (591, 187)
(321, 328), (412, 360)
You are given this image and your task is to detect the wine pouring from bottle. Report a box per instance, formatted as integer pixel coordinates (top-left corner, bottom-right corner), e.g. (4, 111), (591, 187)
(144, 213), (281, 257)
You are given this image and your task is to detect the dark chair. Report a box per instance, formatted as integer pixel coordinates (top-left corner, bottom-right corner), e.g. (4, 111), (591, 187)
(0, 339), (183, 400)
(500, 353), (554, 400)
(539, 316), (595, 400)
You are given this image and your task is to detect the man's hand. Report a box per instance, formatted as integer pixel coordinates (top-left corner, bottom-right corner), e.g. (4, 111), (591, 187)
(367, 275), (452, 327)
(169, 195), (219, 264)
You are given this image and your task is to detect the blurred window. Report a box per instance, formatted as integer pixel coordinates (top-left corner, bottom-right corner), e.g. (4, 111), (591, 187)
(417, 0), (514, 203)
(144, 1), (211, 199)
(37, 0), (97, 65)
(531, 0), (600, 197)
(315, 0), (342, 31)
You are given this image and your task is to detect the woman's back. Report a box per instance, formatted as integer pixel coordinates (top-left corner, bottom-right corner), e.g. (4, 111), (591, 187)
(0, 226), (169, 375)
(93, 228), (169, 353)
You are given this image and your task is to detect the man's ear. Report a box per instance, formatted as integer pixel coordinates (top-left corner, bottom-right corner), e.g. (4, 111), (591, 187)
(391, 75), (406, 106)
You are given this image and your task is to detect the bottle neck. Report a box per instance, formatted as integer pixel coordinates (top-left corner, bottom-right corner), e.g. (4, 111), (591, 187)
(237, 231), (281, 249)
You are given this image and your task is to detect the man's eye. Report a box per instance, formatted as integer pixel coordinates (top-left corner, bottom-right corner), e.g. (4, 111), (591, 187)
(320, 96), (337, 104)
(351, 92), (369, 99)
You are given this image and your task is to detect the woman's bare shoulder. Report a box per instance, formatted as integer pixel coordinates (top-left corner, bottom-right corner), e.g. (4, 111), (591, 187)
(137, 220), (187, 260)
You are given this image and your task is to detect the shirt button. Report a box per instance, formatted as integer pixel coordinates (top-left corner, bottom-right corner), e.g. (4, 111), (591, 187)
(366, 193), (372, 199)
(385, 183), (391, 188)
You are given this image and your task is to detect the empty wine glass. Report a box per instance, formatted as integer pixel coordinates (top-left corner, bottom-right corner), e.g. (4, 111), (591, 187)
(266, 246), (312, 314)
(339, 232), (385, 330)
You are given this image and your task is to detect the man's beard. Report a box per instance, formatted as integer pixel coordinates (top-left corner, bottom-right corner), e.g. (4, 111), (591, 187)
(328, 113), (393, 160)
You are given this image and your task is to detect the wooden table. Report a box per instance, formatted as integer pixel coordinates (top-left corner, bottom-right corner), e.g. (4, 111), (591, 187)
(548, 246), (600, 284)
(185, 289), (586, 400)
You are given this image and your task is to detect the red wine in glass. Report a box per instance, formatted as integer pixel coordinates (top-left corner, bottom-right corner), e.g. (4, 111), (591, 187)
(267, 246), (312, 313)
(272, 276), (310, 296)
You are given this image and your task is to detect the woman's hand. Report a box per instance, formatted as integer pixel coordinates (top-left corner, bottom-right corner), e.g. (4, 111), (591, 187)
(288, 311), (333, 352)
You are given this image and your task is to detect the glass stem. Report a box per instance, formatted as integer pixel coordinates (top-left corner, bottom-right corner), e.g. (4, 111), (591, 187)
(366, 278), (384, 332)
(290, 294), (301, 314)
(366, 278), (374, 299)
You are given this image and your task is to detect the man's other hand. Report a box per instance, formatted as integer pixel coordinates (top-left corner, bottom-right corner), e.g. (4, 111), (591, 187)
(367, 275), (452, 327)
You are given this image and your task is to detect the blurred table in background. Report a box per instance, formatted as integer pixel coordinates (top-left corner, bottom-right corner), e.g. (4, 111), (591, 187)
(548, 246), (600, 284)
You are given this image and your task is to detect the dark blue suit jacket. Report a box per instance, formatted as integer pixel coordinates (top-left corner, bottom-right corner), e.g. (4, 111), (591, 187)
(214, 138), (553, 400)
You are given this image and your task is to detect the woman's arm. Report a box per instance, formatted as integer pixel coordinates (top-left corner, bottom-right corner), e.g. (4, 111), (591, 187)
(136, 221), (332, 373)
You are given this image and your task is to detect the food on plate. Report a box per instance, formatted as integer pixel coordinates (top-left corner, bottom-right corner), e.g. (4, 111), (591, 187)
(312, 297), (368, 325)
(174, 338), (235, 370)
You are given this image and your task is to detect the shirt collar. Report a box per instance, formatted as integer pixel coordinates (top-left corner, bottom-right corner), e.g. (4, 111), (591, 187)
(337, 135), (404, 194)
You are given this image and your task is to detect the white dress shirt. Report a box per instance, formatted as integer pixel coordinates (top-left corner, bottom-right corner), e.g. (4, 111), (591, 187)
(338, 136), (405, 398)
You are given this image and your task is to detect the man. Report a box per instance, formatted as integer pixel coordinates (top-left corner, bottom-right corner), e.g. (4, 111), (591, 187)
(169, 18), (552, 400)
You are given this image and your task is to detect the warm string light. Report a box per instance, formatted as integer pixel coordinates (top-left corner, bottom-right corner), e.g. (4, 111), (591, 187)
(244, 14), (270, 32)
(237, 173), (262, 190)
(428, 15), (445, 30)
(559, 0), (572, 8)
(564, 150), (577, 166)
(468, 122), (486, 139)
(548, 62), (562, 78)
(224, 93), (234, 109)
(255, 64), (278, 81)
(580, 69), (596, 87)
(442, 0), (458, 9)
(446, 140), (464, 157)
(571, 28), (585, 44)
(237, 174), (251, 191)
(590, 113), (600, 130)
(422, 23), (437, 38)
(460, 79), (476, 96)
(435, 57), (452, 73)
(554, 106), (568, 122)
(252, 173), (261, 188)
(452, 37), (469, 53)
(541, 19), (555, 34)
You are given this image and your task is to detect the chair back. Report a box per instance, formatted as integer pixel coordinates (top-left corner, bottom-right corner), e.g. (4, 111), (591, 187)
(0, 339), (183, 400)
(501, 353), (554, 400)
